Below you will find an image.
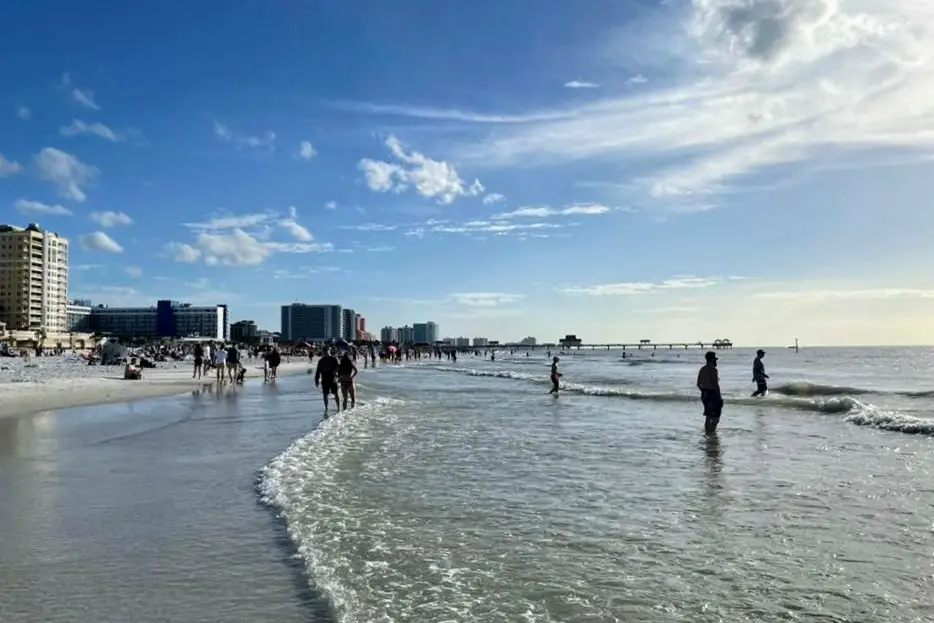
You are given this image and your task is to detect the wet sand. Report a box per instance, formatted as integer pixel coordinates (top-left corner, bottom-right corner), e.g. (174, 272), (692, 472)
(0, 374), (332, 623)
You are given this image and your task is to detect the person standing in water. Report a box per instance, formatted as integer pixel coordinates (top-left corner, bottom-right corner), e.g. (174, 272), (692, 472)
(750, 349), (769, 397)
(338, 352), (358, 410)
(696, 351), (723, 434)
(314, 348), (341, 414)
(548, 356), (562, 395)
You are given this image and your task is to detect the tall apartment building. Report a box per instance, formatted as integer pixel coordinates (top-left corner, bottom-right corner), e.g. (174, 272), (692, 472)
(341, 308), (357, 341)
(454, 337), (471, 347)
(0, 224), (69, 332)
(472, 337), (489, 347)
(413, 321), (439, 344)
(280, 303), (343, 341)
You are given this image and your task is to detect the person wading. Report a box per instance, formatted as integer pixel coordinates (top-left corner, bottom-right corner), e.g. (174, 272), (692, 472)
(314, 348), (341, 414)
(337, 352), (358, 410)
(750, 349), (769, 397)
(696, 351), (723, 434)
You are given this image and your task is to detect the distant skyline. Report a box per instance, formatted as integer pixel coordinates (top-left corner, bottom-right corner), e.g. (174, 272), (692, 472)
(2, 1), (934, 346)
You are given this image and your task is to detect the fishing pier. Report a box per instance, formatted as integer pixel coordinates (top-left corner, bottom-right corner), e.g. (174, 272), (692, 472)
(507, 336), (734, 351)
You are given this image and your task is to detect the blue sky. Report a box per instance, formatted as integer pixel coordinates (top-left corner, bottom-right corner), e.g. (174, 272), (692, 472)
(2, 0), (934, 346)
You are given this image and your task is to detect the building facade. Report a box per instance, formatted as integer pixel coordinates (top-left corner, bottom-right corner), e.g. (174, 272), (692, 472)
(90, 300), (227, 339)
(280, 303), (343, 341)
(472, 337), (489, 347)
(519, 336), (537, 346)
(341, 308), (357, 341)
(66, 302), (92, 332)
(230, 319), (258, 343)
(412, 321), (439, 344)
(0, 224), (69, 332)
(454, 337), (471, 347)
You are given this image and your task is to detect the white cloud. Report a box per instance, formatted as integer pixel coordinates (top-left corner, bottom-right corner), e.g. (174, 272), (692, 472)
(366, 245), (396, 252)
(213, 121), (275, 150)
(0, 154), (23, 177)
(339, 222), (397, 232)
(90, 210), (132, 227)
(627, 74), (648, 85)
(35, 147), (98, 202)
(124, 266), (143, 278)
(194, 228), (270, 266)
(164, 242), (201, 263)
(559, 276), (723, 296)
(61, 73), (100, 110)
(454, 0), (934, 202)
(329, 100), (572, 124)
(564, 80), (600, 89)
(493, 203), (614, 219)
(324, 201), (337, 210)
(279, 219), (313, 241)
(449, 292), (524, 307)
(79, 231), (123, 253)
(170, 209), (332, 265)
(185, 211), (274, 231)
(358, 135), (483, 205)
(16, 106), (30, 120)
(298, 140), (316, 160)
(754, 288), (934, 302)
(482, 193), (506, 205)
(60, 119), (123, 142)
(407, 219), (568, 237)
(14, 199), (73, 216)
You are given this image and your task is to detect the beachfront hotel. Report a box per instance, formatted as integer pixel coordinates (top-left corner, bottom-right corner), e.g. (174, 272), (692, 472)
(379, 321), (440, 345)
(84, 300), (229, 340)
(0, 223), (69, 332)
(280, 303), (369, 341)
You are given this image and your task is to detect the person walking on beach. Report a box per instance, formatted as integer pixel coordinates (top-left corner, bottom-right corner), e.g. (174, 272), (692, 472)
(338, 352), (358, 410)
(750, 349), (769, 397)
(697, 351), (723, 434)
(548, 356), (562, 395)
(193, 342), (204, 379)
(213, 344), (227, 383)
(314, 348), (341, 414)
(226, 343), (240, 384)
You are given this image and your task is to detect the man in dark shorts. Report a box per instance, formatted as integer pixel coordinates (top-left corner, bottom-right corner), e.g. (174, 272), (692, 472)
(266, 346), (281, 382)
(696, 351), (723, 434)
(314, 348), (341, 413)
(750, 349), (769, 397)
(192, 342), (204, 379)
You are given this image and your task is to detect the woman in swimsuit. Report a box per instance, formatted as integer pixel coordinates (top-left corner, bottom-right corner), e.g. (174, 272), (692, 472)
(338, 352), (358, 410)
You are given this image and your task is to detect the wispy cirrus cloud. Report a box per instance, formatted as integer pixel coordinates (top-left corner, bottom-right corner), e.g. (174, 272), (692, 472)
(213, 121), (276, 150)
(492, 203), (616, 219)
(447, 1), (934, 205)
(330, 100), (574, 124)
(60, 119), (124, 142)
(359, 135), (484, 205)
(559, 276), (725, 296)
(15, 199), (72, 216)
(90, 210), (132, 227)
(59, 73), (100, 110)
(754, 288), (934, 302)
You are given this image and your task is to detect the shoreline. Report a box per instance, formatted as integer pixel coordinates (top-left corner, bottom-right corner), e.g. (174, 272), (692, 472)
(0, 360), (312, 418)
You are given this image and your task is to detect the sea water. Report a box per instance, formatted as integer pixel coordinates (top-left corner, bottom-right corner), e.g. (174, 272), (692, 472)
(260, 347), (934, 622)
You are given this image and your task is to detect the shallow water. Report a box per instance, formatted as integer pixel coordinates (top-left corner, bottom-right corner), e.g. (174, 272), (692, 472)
(263, 347), (934, 622)
(0, 378), (331, 623)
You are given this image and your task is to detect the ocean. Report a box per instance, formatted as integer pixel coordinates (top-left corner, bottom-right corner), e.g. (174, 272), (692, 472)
(2, 347), (933, 622)
(262, 346), (934, 623)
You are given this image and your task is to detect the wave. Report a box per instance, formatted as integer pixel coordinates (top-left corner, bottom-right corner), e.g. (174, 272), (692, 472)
(259, 396), (409, 623)
(773, 381), (934, 399)
(429, 365), (934, 434)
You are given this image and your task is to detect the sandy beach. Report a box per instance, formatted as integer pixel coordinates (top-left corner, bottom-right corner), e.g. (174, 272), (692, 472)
(0, 357), (313, 418)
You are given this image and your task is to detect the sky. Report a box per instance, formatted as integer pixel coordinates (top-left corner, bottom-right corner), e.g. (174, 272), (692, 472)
(1, 0), (934, 346)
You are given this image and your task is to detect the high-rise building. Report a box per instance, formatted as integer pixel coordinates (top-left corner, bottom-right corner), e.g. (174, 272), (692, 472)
(0, 223), (69, 332)
(341, 308), (357, 341)
(472, 337), (489, 347)
(519, 336), (537, 346)
(454, 337), (471, 347)
(413, 321), (439, 344)
(380, 325), (397, 343)
(280, 303), (343, 341)
(398, 325), (414, 343)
